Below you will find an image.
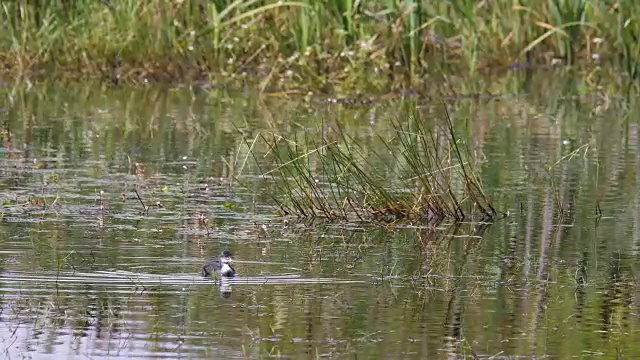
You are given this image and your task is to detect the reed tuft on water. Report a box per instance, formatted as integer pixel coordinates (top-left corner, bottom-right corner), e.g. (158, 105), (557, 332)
(258, 105), (496, 224)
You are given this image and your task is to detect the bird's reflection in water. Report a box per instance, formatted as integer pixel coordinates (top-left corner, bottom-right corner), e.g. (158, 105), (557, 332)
(219, 278), (232, 298)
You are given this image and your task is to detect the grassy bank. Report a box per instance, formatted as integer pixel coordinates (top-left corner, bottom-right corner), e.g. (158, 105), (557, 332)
(1, 1), (637, 90)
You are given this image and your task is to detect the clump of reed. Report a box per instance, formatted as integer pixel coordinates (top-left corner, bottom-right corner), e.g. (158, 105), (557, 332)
(1, 1), (639, 87)
(257, 105), (496, 224)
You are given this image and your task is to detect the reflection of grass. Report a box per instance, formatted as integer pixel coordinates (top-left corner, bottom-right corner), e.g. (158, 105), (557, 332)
(258, 105), (496, 224)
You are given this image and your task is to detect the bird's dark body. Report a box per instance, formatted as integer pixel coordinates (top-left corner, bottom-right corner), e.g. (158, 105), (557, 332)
(202, 250), (236, 278)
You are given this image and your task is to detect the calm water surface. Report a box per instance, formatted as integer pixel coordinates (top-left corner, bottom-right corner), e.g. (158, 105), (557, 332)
(1, 79), (640, 359)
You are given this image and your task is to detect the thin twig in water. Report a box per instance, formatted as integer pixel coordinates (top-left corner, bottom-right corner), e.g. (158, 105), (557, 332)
(99, 190), (105, 227)
(134, 189), (149, 214)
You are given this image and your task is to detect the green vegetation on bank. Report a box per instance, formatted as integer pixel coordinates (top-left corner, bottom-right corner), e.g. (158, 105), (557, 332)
(1, 1), (638, 89)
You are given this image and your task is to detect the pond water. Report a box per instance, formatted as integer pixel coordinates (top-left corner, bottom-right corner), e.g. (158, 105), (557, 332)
(1, 76), (640, 359)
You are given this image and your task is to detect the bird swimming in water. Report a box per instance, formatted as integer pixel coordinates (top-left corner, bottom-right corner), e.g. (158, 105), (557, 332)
(201, 250), (236, 279)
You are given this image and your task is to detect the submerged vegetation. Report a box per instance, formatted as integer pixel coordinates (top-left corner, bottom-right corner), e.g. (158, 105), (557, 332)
(1, 1), (639, 89)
